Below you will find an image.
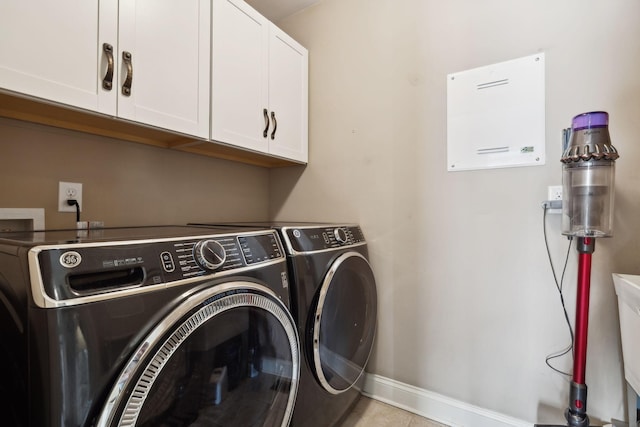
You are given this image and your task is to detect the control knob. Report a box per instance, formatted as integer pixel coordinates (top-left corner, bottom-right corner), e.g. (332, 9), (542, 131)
(334, 228), (348, 244)
(194, 239), (226, 271)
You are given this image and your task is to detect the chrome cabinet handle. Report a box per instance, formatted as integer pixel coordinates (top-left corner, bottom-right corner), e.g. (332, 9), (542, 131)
(102, 43), (114, 90)
(270, 111), (277, 140)
(263, 108), (270, 138)
(122, 51), (133, 96)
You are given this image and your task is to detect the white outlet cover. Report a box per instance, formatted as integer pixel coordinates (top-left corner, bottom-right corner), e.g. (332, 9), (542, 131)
(58, 182), (83, 213)
(548, 185), (563, 201)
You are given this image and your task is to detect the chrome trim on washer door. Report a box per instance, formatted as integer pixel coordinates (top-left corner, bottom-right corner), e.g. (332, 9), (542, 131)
(95, 281), (299, 427)
(312, 252), (377, 395)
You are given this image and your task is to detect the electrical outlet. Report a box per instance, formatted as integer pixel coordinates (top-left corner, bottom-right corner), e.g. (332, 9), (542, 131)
(58, 182), (83, 213)
(548, 185), (563, 201)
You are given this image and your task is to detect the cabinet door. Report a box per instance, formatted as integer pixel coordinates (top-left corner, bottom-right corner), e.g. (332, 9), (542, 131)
(211, 0), (269, 152)
(268, 26), (308, 163)
(0, 0), (118, 114)
(117, 0), (210, 138)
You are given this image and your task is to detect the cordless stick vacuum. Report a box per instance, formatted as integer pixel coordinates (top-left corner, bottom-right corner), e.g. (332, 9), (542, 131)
(537, 111), (619, 427)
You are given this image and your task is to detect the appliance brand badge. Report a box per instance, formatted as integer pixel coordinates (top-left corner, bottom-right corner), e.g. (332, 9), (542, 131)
(60, 251), (82, 268)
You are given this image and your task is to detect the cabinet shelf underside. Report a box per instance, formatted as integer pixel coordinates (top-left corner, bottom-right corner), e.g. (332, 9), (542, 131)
(0, 91), (303, 168)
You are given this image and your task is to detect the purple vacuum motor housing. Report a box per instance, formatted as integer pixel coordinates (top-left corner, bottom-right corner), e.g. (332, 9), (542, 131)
(561, 111), (619, 238)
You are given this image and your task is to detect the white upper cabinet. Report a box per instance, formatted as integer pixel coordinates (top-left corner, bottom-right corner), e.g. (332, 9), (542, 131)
(117, 0), (211, 138)
(0, 0), (117, 114)
(267, 25), (308, 162)
(211, 0), (269, 153)
(0, 0), (210, 139)
(211, 0), (308, 163)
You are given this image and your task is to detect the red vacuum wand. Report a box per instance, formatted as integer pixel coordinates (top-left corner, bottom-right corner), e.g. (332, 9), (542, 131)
(565, 237), (595, 427)
(573, 238), (594, 386)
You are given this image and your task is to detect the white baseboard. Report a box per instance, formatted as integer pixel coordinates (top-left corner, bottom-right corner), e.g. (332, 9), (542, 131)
(362, 373), (532, 427)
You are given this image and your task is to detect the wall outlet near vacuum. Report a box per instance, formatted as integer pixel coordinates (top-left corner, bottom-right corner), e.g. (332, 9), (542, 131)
(548, 185), (563, 201)
(543, 185), (563, 214)
(58, 181), (83, 213)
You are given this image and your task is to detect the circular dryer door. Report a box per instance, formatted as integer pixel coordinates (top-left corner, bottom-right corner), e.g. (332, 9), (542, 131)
(312, 252), (377, 394)
(96, 282), (299, 427)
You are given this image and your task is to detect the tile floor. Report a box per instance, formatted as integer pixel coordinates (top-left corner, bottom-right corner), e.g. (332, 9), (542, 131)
(339, 396), (450, 427)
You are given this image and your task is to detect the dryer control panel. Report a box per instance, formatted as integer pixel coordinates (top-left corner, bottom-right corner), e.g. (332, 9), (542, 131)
(283, 225), (365, 253)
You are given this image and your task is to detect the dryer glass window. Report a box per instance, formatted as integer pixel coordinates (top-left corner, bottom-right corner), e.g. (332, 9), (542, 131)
(313, 254), (377, 393)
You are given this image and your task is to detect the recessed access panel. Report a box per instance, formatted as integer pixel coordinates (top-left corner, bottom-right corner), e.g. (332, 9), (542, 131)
(447, 53), (545, 172)
(0, 208), (45, 231)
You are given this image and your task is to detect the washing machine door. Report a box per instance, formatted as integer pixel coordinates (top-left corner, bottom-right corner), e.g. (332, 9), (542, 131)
(96, 282), (299, 427)
(312, 252), (377, 394)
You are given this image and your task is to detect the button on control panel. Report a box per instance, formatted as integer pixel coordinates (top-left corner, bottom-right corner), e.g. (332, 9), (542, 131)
(160, 251), (175, 272)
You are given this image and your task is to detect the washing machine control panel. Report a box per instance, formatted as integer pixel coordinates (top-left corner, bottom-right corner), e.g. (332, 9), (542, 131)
(166, 232), (284, 279)
(34, 230), (284, 305)
(284, 225), (365, 252)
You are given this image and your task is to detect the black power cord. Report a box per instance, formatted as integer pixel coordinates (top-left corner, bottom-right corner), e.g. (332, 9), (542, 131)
(67, 199), (80, 223)
(542, 204), (574, 377)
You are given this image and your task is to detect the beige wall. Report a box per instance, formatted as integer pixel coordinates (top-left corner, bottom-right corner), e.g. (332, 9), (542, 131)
(3, 1), (640, 423)
(0, 118), (270, 229)
(274, 0), (640, 424)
